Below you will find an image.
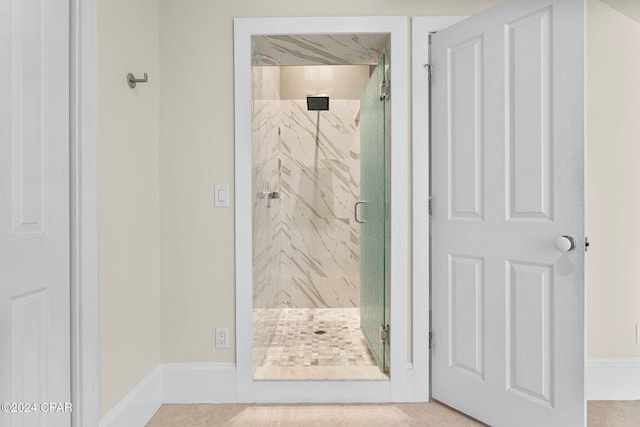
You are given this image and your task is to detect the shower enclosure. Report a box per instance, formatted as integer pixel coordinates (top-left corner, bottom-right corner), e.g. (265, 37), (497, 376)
(250, 35), (390, 380)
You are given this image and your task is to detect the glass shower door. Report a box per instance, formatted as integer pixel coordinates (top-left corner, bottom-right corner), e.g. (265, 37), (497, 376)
(358, 53), (387, 372)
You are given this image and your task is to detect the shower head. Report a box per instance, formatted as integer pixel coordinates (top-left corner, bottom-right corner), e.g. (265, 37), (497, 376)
(306, 94), (329, 111)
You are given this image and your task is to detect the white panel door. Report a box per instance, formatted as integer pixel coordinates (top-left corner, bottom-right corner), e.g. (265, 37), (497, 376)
(431, 0), (585, 425)
(0, 0), (71, 426)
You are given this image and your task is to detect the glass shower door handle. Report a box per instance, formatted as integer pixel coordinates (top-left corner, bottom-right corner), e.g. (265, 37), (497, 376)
(354, 201), (366, 224)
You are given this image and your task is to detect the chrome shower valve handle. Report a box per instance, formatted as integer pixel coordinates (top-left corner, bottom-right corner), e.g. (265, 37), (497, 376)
(256, 182), (279, 208)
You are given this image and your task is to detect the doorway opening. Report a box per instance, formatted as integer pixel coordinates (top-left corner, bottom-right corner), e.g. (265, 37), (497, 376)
(235, 16), (423, 403)
(250, 34), (390, 380)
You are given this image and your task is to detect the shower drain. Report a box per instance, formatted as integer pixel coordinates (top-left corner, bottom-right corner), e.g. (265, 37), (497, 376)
(314, 330), (327, 335)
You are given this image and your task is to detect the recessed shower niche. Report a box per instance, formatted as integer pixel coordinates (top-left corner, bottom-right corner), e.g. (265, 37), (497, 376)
(250, 34), (391, 380)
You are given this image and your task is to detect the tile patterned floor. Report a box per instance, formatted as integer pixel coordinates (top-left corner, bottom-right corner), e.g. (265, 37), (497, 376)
(261, 308), (377, 368)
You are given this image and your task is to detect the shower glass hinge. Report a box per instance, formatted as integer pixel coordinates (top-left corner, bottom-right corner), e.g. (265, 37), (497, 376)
(429, 331), (433, 350)
(428, 197), (433, 216)
(380, 324), (390, 344)
(379, 82), (389, 101)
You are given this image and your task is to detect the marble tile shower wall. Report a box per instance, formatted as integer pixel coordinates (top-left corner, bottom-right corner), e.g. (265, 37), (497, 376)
(252, 67), (282, 310)
(252, 67), (283, 367)
(252, 75), (362, 310)
(279, 100), (361, 308)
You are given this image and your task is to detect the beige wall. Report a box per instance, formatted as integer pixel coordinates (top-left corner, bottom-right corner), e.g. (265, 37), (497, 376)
(587, 0), (640, 359)
(280, 65), (370, 100)
(97, 0), (161, 415)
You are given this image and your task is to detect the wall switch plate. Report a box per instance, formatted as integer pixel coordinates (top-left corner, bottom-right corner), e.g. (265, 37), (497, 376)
(214, 184), (229, 207)
(216, 327), (229, 348)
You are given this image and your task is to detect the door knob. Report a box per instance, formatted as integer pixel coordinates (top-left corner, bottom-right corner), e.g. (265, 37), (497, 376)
(555, 236), (576, 252)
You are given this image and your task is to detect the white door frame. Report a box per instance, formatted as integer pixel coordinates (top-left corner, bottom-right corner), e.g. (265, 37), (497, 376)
(234, 16), (422, 402)
(410, 14), (467, 398)
(70, 0), (101, 425)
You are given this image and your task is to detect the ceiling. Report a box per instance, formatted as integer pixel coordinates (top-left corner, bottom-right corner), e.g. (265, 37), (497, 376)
(251, 34), (389, 66)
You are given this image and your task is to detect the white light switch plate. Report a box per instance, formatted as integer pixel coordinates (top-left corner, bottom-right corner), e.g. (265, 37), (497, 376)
(214, 184), (229, 207)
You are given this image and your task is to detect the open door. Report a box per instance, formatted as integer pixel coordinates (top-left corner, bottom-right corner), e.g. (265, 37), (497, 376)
(431, 0), (585, 425)
(359, 53), (388, 372)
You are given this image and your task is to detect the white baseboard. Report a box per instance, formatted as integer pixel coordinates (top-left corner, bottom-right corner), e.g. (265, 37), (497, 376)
(99, 359), (640, 426)
(587, 359), (640, 400)
(99, 363), (236, 427)
(163, 363), (237, 403)
(98, 365), (163, 427)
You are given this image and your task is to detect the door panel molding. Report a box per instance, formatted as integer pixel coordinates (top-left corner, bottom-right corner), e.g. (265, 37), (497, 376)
(9, 0), (47, 235)
(506, 260), (554, 407)
(449, 254), (485, 379)
(448, 35), (485, 221)
(505, 6), (554, 221)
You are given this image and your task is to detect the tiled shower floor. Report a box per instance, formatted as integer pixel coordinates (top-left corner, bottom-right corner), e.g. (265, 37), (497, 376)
(254, 308), (388, 380)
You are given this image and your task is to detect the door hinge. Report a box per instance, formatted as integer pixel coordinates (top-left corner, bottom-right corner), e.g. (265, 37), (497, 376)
(424, 64), (432, 82)
(585, 237), (590, 252)
(380, 81), (389, 101)
(429, 331), (433, 350)
(428, 197), (433, 216)
(380, 324), (390, 344)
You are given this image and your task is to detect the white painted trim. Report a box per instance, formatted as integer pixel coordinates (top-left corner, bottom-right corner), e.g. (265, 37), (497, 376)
(163, 363), (237, 403)
(98, 365), (163, 427)
(586, 359), (640, 400)
(100, 362), (393, 425)
(233, 17), (254, 403)
(70, 0), (101, 426)
(386, 16), (411, 402)
(96, 359), (640, 425)
(245, 379), (391, 404)
(234, 16), (424, 403)
(410, 16), (467, 401)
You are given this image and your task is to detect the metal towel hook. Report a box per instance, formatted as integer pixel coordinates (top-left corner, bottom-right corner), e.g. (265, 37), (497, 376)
(127, 72), (148, 89)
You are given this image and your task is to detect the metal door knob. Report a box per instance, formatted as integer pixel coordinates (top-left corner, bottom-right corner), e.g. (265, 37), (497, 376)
(555, 236), (576, 252)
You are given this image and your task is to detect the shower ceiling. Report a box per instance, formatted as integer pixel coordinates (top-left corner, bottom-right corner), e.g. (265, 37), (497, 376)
(251, 34), (389, 66)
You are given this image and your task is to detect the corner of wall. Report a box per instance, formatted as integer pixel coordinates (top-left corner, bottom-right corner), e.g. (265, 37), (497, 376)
(586, 0), (640, 361)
